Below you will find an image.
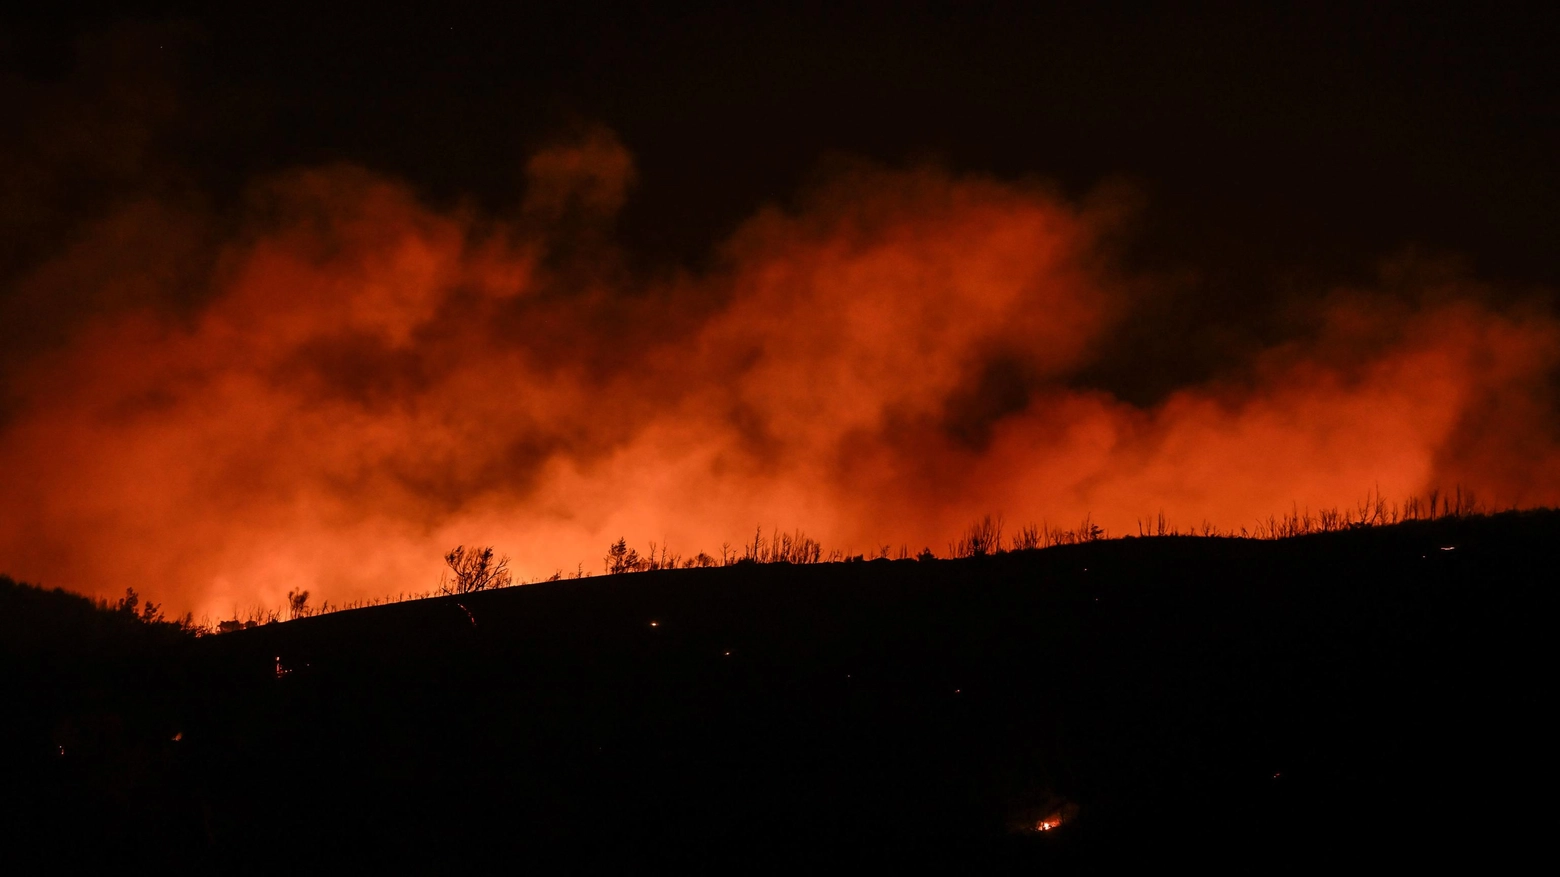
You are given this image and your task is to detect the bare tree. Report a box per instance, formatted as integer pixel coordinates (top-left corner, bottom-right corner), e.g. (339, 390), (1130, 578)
(952, 514), (1004, 557)
(440, 546), (512, 595)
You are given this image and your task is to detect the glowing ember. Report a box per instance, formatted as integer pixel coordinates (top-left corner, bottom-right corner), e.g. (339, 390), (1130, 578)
(1017, 799), (1078, 834)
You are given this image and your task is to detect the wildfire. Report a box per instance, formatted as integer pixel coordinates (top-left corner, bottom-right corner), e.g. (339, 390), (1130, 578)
(1018, 798), (1078, 834)
(2, 131), (1558, 616)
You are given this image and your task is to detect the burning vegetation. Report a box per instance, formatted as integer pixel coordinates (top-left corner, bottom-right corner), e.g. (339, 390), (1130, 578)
(190, 487), (1502, 629)
(2, 131), (1559, 617)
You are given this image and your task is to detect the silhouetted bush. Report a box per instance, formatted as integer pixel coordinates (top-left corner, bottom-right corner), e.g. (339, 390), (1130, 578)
(1011, 524), (1042, 551)
(953, 514), (1004, 557)
(287, 589), (310, 619)
(0, 577), (197, 653)
(440, 546), (512, 594)
(605, 538), (643, 574)
(110, 587), (165, 623)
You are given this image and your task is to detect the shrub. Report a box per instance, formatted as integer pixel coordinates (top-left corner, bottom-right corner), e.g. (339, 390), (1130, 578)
(605, 538), (643, 574)
(952, 515), (1004, 558)
(1011, 524), (1042, 551)
(684, 552), (717, 569)
(110, 587), (165, 623)
(440, 546), (512, 595)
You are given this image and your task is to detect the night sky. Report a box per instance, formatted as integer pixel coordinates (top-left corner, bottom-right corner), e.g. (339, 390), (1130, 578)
(3, 2), (1558, 614)
(10, 5), (1557, 269)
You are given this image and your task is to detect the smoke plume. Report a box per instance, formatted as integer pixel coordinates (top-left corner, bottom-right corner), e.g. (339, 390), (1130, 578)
(3, 125), (1558, 616)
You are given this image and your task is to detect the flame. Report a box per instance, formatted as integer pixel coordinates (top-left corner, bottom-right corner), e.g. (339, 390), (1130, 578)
(2, 133), (1559, 616)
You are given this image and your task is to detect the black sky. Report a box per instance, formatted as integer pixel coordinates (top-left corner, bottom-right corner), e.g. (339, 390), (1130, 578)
(4, 2), (1558, 313)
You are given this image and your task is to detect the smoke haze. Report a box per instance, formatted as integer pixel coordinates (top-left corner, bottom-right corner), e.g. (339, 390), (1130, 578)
(4, 23), (1560, 617)
(3, 126), (1558, 617)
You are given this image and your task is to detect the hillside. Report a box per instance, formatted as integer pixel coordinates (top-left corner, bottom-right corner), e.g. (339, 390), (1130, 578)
(7, 511), (1556, 868)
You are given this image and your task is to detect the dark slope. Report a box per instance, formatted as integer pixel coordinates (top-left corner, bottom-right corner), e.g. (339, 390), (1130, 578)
(0, 580), (197, 863)
(10, 512), (1556, 869)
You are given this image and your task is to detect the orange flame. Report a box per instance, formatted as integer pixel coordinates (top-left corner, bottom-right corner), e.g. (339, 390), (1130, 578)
(2, 133), (1559, 616)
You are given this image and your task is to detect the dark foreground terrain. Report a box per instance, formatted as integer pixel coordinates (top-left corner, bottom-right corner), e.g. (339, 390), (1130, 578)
(4, 512), (1555, 869)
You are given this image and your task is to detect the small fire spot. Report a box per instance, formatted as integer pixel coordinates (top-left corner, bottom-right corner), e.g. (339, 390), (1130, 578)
(1013, 799), (1078, 835)
(650, 621), (659, 627)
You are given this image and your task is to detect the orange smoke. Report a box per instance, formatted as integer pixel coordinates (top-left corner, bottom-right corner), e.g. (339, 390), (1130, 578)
(3, 133), (1559, 617)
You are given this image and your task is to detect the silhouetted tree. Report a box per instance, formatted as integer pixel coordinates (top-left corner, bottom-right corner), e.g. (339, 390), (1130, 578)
(111, 587), (164, 623)
(605, 538), (642, 574)
(953, 515), (1004, 557)
(287, 589), (310, 620)
(440, 546), (512, 595)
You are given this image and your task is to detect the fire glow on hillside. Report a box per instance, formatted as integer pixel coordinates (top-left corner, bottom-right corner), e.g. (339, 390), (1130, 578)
(3, 130), (1558, 616)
